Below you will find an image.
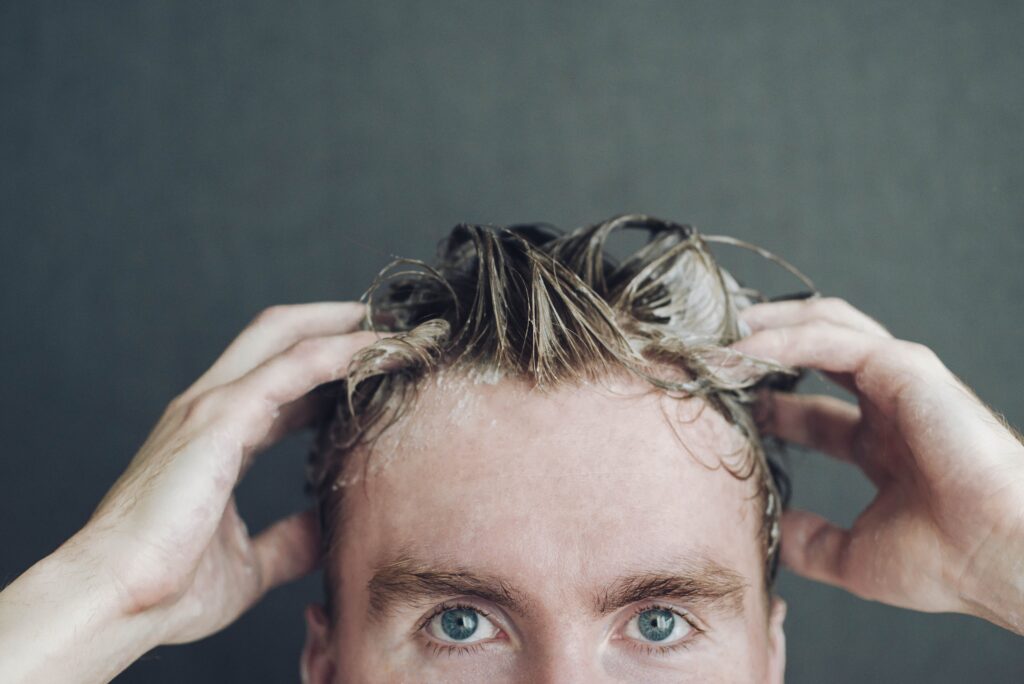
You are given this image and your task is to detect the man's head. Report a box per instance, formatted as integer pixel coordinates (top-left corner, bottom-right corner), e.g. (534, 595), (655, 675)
(302, 215), (807, 682)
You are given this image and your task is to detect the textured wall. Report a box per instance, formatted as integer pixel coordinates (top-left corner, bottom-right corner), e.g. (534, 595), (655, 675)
(1, 2), (1022, 681)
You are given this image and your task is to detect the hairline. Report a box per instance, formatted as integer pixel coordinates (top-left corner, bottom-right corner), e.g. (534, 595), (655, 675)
(321, 365), (774, 624)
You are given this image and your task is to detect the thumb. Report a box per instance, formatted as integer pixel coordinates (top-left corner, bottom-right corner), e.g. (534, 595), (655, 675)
(252, 508), (321, 597)
(780, 509), (853, 589)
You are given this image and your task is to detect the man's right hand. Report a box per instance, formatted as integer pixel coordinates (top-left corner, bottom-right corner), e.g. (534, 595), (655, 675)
(0, 302), (381, 684)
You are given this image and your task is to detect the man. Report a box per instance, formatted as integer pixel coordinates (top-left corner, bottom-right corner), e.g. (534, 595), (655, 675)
(0, 215), (1021, 683)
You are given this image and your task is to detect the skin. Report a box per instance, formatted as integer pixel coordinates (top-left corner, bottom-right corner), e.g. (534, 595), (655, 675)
(736, 299), (1024, 629)
(0, 297), (1021, 683)
(301, 372), (787, 682)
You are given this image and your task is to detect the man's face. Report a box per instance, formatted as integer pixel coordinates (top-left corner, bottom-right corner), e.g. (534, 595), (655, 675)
(302, 373), (786, 683)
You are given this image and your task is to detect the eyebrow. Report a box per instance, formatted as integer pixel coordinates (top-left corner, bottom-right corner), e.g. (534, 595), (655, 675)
(367, 553), (534, 619)
(594, 557), (748, 616)
(367, 552), (747, 620)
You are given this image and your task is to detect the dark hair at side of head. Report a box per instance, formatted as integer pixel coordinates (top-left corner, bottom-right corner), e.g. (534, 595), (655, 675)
(306, 214), (815, 620)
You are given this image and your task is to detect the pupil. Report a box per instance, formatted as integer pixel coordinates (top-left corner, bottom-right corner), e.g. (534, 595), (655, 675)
(440, 608), (479, 641)
(637, 609), (675, 641)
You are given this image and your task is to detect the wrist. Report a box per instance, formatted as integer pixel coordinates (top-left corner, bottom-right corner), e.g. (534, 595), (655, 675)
(957, 490), (1024, 635)
(0, 532), (166, 683)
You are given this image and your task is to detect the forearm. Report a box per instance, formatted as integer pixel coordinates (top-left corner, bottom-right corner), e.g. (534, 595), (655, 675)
(0, 537), (163, 684)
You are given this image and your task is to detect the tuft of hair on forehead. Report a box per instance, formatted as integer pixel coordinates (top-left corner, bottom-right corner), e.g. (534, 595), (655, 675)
(306, 214), (816, 614)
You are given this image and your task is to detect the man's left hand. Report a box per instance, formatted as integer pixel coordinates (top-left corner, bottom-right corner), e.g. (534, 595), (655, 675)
(734, 297), (1024, 635)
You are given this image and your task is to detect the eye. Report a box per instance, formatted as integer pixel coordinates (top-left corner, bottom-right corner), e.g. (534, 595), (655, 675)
(424, 606), (500, 645)
(623, 607), (694, 646)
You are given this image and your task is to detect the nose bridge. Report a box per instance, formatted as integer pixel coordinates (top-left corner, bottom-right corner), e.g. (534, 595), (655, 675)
(526, 635), (610, 684)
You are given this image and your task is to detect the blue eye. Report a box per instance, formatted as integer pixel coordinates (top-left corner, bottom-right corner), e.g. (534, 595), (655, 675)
(637, 608), (675, 641)
(624, 607), (693, 645)
(441, 608), (478, 640)
(425, 606), (499, 644)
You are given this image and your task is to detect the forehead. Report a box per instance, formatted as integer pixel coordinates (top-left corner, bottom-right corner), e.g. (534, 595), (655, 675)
(337, 371), (764, 592)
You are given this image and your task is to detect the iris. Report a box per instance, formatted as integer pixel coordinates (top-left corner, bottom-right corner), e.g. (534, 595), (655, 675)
(440, 608), (479, 641)
(637, 608), (675, 641)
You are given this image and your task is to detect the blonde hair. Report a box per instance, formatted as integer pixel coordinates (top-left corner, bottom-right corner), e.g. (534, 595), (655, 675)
(308, 214), (815, 609)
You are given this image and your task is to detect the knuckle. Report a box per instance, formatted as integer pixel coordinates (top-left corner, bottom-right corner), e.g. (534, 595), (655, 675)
(815, 296), (855, 318)
(110, 553), (193, 614)
(181, 388), (229, 424)
(829, 296), (857, 314)
(899, 340), (939, 364)
(251, 304), (291, 329)
(291, 335), (331, 360)
(165, 392), (189, 414)
(165, 392), (202, 422)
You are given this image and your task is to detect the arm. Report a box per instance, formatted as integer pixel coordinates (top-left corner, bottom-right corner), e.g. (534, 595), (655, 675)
(0, 302), (379, 683)
(734, 297), (1024, 635)
(0, 532), (163, 682)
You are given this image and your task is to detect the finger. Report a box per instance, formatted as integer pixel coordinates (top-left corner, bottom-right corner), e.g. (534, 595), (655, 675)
(189, 302), (366, 397)
(760, 392), (860, 462)
(229, 330), (384, 411)
(741, 297), (892, 338)
(253, 508), (320, 597)
(761, 392), (892, 487)
(731, 321), (943, 416)
(779, 509), (853, 589)
(186, 330), (384, 480)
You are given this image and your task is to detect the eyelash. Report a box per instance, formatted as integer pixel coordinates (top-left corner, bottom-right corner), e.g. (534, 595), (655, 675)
(415, 601), (501, 657)
(425, 641), (487, 658)
(622, 603), (704, 656)
(414, 601), (705, 658)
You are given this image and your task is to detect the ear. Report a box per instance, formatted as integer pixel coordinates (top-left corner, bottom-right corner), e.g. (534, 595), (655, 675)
(300, 603), (336, 684)
(766, 595), (788, 684)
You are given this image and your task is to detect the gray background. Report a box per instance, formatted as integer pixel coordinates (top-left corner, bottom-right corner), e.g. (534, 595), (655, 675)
(1, 1), (1022, 681)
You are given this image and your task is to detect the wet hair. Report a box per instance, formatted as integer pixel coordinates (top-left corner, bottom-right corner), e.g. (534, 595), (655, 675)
(307, 214), (815, 616)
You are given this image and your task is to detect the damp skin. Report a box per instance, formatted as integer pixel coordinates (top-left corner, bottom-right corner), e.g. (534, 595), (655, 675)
(319, 377), (787, 683)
